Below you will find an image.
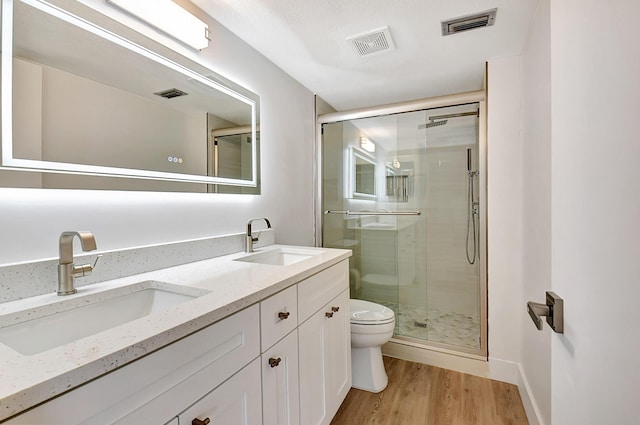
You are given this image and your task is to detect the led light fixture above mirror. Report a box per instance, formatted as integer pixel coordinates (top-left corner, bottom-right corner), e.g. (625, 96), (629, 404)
(106, 0), (210, 50)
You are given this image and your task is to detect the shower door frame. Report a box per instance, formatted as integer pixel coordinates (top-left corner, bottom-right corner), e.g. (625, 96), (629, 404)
(315, 90), (488, 359)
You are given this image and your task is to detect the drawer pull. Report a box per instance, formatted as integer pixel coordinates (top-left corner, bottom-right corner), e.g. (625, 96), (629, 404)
(278, 311), (290, 320)
(331, 306), (340, 312)
(192, 418), (210, 425)
(325, 311), (334, 318)
(269, 357), (282, 368)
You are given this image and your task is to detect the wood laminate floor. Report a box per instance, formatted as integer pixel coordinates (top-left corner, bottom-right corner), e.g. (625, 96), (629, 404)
(331, 357), (529, 425)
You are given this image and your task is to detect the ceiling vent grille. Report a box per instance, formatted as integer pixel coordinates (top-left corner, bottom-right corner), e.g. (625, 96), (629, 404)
(441, 9), (497, 36)
(347, 27), (395, 57)
(154, 88), (188, 99)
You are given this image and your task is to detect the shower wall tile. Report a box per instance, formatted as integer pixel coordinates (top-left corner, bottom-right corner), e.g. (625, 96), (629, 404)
(423, 146), (479, 317)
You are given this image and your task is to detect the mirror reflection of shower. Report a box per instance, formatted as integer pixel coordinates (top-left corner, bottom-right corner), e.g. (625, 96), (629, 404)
(466, 148), (479, 265)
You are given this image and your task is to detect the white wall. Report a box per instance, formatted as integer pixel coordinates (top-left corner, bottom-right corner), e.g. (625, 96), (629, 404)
(486, 57), (524, 382)
(550, 1), (640, 424)
(504, 1), (640, 423)
(520, 0), (551, 423)
(0, 0), (316, 265)
(487, 6), (554, 422)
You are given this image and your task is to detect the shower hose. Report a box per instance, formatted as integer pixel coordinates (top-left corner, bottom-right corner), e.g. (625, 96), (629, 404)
(466, 171), (478, 265)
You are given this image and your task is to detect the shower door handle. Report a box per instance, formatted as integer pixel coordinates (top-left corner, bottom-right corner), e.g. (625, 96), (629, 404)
(324, 210), (421, 216)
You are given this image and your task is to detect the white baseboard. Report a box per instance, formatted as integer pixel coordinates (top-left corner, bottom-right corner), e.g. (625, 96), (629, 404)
(516, 363), (546, 425)
(383, 344), (545, 425)
(488, 356), (519, 384)
(489, 357), (546, 425)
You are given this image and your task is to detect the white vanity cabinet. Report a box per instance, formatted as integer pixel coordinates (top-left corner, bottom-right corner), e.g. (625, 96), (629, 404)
(298, 262), (351, 425)
(5, 258), (351, 425)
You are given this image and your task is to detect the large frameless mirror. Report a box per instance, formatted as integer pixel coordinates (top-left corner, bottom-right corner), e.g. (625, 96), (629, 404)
(0, 0), (260, 193)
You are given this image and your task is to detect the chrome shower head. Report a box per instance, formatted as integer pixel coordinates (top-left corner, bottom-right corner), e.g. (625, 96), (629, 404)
(418, 119), (448, 129)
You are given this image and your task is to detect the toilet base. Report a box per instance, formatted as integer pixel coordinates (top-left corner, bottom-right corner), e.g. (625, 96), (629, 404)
(351, 345), (388, 393)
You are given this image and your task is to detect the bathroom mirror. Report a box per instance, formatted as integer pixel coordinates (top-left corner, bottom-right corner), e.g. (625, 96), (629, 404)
(350, 148), (376, 199)
(0, 0), (260, 193)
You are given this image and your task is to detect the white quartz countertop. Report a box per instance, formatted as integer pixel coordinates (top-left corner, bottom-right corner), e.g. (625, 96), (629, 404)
(0, 245), (351, 421)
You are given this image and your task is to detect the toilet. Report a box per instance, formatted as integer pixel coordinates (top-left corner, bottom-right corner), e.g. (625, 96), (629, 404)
(349, 299), (395, 393)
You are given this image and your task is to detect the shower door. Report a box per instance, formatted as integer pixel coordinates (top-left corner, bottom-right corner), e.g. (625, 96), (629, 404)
(320, 102), (484, 355)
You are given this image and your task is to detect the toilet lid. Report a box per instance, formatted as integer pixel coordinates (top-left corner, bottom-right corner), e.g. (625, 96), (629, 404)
(350, 299), (395, 325)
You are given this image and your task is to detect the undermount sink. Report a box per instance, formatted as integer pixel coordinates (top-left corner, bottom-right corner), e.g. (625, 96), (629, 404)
(0, 281), (209, 356)
(235, 247), (323, 266)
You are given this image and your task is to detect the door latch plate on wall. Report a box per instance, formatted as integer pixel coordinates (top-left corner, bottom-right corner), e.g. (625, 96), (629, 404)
(527, 291), (563, 333)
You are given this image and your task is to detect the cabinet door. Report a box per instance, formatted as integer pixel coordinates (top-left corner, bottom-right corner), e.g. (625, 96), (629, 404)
(298, 305), (329, 425)
(178, 358), (262, 425)
(324, 289), (351, 416)
(262, 330), (299, 425)
(298, 289), (351, 425)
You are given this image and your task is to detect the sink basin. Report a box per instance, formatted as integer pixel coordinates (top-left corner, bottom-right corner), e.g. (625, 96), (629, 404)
(235, 247), (323, 266)
(0, 281), (209, 355)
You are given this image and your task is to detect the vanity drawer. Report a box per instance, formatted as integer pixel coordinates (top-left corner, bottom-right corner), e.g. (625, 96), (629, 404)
(261, 285), (297, 352)
(178, 358), (262, 425)
(298, 260), (349, 324)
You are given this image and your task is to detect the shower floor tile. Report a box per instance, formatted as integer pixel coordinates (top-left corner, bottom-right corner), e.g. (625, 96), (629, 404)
(380, 302), (480, 350)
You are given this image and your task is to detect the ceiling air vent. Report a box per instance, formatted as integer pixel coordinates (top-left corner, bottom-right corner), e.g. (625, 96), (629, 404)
(154, 88), (188, 99)
(347, 27), (395, 57)
(441, 8), (497, 36)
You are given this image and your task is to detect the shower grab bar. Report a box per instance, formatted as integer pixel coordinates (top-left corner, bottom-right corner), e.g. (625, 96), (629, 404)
(324, 210), (421, 216)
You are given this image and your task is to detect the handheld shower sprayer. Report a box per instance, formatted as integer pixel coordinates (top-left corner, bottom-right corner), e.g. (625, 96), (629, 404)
(466, 148), (479, 264)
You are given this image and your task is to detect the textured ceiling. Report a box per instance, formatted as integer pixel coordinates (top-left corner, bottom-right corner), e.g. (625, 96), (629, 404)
(191, 0), (540, 111)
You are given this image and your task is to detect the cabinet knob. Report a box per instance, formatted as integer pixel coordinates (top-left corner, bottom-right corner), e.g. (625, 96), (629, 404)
(325, 311), (334, 318)
(269, 357), (282, 368)
(192, 418), (210, 425)
(278, 311), (290, 320)
(331, 306), (340, 312)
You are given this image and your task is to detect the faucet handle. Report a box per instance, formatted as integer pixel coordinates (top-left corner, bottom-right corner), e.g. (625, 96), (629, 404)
(74, 255), (102, 277)
(91, 254), (102, 270)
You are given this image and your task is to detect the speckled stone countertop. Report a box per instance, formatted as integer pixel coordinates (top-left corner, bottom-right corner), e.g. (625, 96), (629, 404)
(0, 245), (351, 421)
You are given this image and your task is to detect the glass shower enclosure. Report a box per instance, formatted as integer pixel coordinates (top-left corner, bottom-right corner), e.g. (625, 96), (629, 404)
(320, 99), (486, 356)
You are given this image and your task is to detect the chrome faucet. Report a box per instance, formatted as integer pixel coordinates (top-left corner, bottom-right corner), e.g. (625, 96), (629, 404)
(57, 231), (100, 296)
(246, 218), (271, 253)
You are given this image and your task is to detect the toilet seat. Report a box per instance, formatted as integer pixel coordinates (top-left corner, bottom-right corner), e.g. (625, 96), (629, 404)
(350, 299), (395, 325)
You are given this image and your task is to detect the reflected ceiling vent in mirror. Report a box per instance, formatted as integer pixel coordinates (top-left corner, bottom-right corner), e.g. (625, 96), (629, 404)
(347, 27), (395, 57)
(441, 8), (497, 36)
(154, 88), (188, 99)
